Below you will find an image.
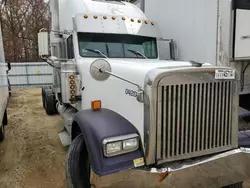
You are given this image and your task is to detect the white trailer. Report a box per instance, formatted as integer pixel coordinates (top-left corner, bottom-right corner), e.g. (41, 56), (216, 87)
(38, 0), (250, 187)
(140, 0), (250, 110)
(0, 23), (10, 142)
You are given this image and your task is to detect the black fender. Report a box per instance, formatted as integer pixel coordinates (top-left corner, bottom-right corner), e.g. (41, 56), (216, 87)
(72, 108), (144, 176)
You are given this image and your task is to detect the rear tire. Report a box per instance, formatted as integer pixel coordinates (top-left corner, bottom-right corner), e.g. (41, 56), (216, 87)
(0, 124), (5, 142)
(44, 89), (56, 115)
(222, 182), (243, 188)
(42, 86), (50, 109)
(65, 134), (91, 188)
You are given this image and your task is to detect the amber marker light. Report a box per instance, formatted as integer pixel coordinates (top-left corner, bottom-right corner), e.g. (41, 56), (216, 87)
(93, 15), (98, 19)
(84, 14), (88, 19)
(70, 80), (75, 85)
(103, 16), (107, 19)
(70, 85), (75, 90)
(112, 16), (116, 20)
(145, 20), (148, 24)
(91, 100), (102, 111)
(69, 75), (74, 80)
(122, 16), (126, 20)
(131, 18), (134, 22)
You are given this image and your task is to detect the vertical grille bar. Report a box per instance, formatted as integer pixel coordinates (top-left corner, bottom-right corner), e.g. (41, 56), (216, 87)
(197, 84), (202, 151)
(228, 82), (233, 144)
(185, 85), (190, 154)
(217, 82), (222, 146)
(221, 82), (225, 146)
(224, 82), (229, 145)
(201, 83), (206, 150)
(193, 84), (198, 152)
(157, 87), (162, 159)
(176, 85), (181, 155)
(213, 83), (218, 148)
(205, 83), (210, 150)
(189, 84), (194, 153)
(162, 86), (168, 159)
(167, 86), (172, 158)
(181, 85), (185, 155)
(172, 86), (176, 156)
(209, 83), (214, 149)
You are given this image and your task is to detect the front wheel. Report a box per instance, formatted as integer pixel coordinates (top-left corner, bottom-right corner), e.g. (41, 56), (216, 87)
(65, 134), (91, 188)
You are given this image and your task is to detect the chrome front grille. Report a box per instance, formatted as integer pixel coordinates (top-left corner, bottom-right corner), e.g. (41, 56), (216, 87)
(156, 81), (235, 163)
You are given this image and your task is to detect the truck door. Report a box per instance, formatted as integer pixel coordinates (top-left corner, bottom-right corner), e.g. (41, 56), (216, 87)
(234, 0), (250, 60)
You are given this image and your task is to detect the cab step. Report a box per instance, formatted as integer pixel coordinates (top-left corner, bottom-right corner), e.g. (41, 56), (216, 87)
(58, 129), (71, 147)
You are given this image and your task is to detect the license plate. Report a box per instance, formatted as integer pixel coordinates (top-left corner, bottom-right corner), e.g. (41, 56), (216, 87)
(215, 70), (235, 80)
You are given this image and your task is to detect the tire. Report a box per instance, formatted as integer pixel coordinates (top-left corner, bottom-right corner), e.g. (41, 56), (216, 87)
(42, 86), (50, 109)
(65, 134), (91, 188)
(0, 124), (5, 142)
(7, 78), (11, 97)
(44, 89), (56, 115)
(222, 182), (243, 188)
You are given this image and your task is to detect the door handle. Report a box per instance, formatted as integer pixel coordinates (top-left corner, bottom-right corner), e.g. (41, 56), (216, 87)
(241, 35), (250, 39)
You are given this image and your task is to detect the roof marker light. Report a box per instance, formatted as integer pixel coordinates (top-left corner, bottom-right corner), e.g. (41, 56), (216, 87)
(93, 15), (98, 19)
(122, 16), (126, 20)
(112, 16), (116, 20)
(103, 16), (107, 19)
(151, 22), (155, 25)
(131, 18), (134, 22)
(84, 14), (88, 19)
(138, 19), (142, 23)
(145, 20), (148, 24)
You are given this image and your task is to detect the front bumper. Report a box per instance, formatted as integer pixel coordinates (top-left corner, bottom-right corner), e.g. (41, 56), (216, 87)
(91, 148), (250, 188)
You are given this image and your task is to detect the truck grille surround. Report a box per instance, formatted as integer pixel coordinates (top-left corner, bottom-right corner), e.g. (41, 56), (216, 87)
(154, 72), (238, 164)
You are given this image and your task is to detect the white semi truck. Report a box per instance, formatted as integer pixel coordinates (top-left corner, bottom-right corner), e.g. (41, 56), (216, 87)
(38, 0), (250, 187)
(136, 0), (250, 113)
(0, 22), (10, 142)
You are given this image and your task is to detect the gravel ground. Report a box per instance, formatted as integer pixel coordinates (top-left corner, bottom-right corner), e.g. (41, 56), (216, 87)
(1, 88), (250, 188)
(0, 88), (67, 188)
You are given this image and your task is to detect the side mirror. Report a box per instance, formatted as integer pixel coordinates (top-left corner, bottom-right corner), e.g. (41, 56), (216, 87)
(38, 31), (49, 56)
(158, 38), (178, 60)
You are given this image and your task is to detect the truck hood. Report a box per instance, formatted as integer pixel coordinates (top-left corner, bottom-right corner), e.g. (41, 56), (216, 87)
(76, 58), (209, 88)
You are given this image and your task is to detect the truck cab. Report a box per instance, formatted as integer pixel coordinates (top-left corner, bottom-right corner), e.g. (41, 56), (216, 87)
(38, 0), (250, 188)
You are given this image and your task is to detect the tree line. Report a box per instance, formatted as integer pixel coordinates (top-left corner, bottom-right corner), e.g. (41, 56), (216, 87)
(0, 0), (49, 62)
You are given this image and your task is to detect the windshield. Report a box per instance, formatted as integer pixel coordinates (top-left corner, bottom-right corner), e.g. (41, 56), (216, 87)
(78, 33), (158, 59)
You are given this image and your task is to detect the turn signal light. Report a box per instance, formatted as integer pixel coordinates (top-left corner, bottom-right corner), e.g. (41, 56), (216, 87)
(91, 100), (102, 111)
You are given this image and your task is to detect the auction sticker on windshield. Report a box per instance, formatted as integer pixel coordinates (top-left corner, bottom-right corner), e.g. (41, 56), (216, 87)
(215, 70), (235, 80)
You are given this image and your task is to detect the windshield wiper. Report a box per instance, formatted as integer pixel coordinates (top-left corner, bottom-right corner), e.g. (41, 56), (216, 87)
(127, 49), (147, 59)
(85, 48), (108, 58)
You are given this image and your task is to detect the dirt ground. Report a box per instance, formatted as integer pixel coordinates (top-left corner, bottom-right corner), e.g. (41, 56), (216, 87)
(1, 88), (250, 188)
(0, 88), (67, 188)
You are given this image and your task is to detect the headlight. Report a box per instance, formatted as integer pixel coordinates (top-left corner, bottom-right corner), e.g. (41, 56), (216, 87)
(103, 133), (139, 157)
